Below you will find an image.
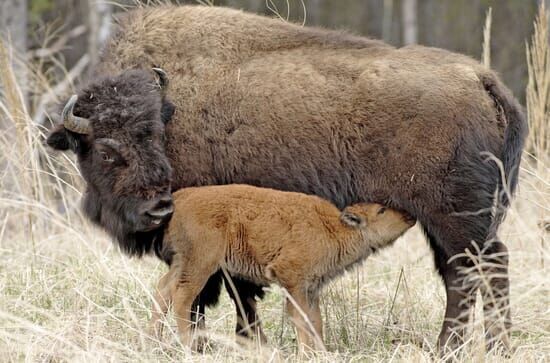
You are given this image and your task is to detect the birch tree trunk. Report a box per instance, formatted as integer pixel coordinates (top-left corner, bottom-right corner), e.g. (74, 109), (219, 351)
(382, 0), (394, 42)
(0, 0), (26, 54)
(0, 0), (27, 98)
(88, 0), (112, 69)
(308, 0), (322, 26)
(401, 0), (417, 45)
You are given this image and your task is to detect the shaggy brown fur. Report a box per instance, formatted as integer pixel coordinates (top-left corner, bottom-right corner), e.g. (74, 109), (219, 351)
(47, 5), (527, 351)
(151, 185), (414, 350)
(46, 70), (176, 255)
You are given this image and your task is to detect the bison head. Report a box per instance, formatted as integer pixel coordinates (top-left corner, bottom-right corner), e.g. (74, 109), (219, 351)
(46, 68), (176, 257)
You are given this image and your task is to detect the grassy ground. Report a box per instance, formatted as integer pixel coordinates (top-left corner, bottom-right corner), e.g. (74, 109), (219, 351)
(0, 5), (549, 362)
(0, 163), (547, 362)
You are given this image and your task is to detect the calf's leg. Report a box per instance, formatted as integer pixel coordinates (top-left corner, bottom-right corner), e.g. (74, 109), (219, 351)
(286, 286), (325, 352)
(189, 273), (223, 350)
(150, 271), (174, 338)
(172, 265), (219, 349)
(310, 295), (323, 344)
(173, 285), (200, 347)
(173, 283), (215, 348)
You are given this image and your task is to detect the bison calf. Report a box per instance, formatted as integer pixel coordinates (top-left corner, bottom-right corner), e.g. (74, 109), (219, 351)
(151, 184), (414, 350)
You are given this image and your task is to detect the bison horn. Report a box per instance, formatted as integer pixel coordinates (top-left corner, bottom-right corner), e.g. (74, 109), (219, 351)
(62, 95), (91, 135)
(152, 67), (169, 90)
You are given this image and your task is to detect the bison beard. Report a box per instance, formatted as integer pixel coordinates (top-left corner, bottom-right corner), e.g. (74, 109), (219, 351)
(82, 187), (166, 258)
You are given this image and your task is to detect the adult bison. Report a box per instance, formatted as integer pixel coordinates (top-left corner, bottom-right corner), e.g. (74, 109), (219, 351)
(47, 5), (526, 353)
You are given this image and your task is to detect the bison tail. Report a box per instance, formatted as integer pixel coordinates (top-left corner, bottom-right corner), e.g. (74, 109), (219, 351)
(480, 73), (528, 207)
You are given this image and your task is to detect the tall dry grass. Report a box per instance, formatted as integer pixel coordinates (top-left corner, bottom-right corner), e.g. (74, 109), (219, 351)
(482, 7), (492, 68)
(525, 3), (550, 275)
(0, 4), (548, 363)
(527, 4), (550, 162)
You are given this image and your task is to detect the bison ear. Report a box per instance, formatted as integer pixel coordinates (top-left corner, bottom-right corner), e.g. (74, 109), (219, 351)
(340, 210), (364, 227)
(46, 125), (87, 153)
(46, 125), (71, 151)
(160, 100), (175, 124)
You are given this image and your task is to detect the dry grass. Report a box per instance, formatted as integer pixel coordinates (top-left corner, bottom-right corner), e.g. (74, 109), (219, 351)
(0, 5), (549, 363)
(527, 4), (550, 160)
(482, 7), (492, 68)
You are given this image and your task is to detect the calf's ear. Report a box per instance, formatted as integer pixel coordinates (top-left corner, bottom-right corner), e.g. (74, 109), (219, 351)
(340, 210), (364, 227)
(46, 125), (71, 150)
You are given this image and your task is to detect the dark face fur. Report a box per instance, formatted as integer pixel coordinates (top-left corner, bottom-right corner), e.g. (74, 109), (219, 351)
(46, 69), (176, 257)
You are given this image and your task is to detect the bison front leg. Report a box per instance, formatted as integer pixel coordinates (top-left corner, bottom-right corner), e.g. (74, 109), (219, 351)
(224, 275), (267, 343)
(235, 295), (267, 343)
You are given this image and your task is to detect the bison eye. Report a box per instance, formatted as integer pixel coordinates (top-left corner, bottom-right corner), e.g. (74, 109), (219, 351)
(377, 207), (387, 215)
(100, 151), (114, 163)
(95, 138), (125, 166)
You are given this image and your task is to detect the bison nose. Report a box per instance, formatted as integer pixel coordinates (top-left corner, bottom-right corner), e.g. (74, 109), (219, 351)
(144, 193), (174, 221)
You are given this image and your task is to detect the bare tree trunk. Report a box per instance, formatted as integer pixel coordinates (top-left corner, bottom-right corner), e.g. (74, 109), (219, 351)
(247, 0), (264, 13)
(0, 0), (26, 54)
(382, 0), (394, 42)
(88, 0), (112, 69)
(0, 0), (27, 100)
(308, 0), (322, 25)
(234, 0), (264, 13)
(401, 0), (417, 45)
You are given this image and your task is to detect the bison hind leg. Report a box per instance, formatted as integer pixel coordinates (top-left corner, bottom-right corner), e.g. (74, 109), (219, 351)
(427, 231), (512, 355)
(478, 239), (512, 353)
(423, 137), (512, 355)
(426, 232), (477, 354)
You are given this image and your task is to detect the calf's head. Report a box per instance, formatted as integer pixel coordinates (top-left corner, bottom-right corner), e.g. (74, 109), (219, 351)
(340, 203), (415, 243)
(46, 68), (176, 256)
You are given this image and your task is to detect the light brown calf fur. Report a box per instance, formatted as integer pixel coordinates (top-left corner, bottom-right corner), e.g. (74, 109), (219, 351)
(151, 184), (414, 350)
